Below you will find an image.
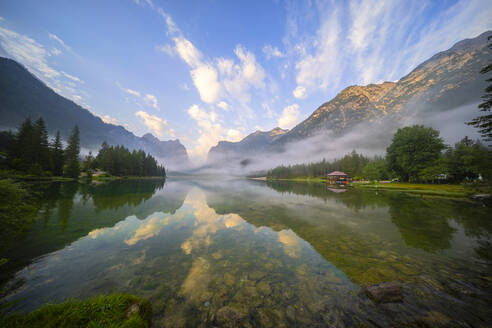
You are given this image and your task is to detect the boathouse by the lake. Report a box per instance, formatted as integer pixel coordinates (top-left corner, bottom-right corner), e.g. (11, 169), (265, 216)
(327, 171), (351, 185)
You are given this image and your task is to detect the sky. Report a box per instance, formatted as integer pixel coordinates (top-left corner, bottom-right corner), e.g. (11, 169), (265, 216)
(0, 0), (491, 162)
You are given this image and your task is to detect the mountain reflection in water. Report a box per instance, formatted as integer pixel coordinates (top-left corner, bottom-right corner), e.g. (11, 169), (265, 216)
(1, 178), (491, 327)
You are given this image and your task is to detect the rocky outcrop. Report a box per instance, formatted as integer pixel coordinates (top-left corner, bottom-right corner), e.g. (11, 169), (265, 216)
(364, 281), (403, 303)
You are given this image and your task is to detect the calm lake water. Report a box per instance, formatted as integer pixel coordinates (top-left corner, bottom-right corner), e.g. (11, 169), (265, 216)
(1, 178), (491, 327)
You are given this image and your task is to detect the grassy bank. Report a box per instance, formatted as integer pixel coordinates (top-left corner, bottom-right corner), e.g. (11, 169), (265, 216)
(0, 294), (152, 328)
(352, 182), (489, 197)
(92, 174), (166, 182)
(0, 170), (75, 182)
(267, 177), (491, 198)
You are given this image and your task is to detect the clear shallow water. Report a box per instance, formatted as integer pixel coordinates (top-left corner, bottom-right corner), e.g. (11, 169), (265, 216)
(1, 178), (491, 327)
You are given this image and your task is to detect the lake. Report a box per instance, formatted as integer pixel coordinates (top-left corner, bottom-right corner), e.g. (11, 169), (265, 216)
(1, 178), (491, 327)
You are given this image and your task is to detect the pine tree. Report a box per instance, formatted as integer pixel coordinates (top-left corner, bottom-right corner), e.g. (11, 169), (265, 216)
(9, 117), (34, 172)
(51, 131), (64, 176)
(64, 125), (80, 179)
(33, 117), (52, 172)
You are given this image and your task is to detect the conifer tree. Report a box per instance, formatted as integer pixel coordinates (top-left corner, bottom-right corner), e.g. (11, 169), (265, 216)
(64, 125), (80, 179)
(9, 117), (34, 171)
(33, 117), (52, 172)
(51, 131), (64, 176)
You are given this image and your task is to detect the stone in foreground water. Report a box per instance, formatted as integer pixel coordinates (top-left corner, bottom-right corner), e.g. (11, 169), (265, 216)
(364, 281), (403, 303)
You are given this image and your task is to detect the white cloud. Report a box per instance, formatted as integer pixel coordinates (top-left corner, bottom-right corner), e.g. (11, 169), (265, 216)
(217, 101), (229, 111)
(144, 94), (159, 110)
(100, 114), (120, 125)
(174, 37), (202, 67)
(124, 88), (141, 97)
(0, 27), (60, 79)
(263, 44), (284, 59)
(278, 104), (300, 129)
(136, 110), (174, 137)
(226, 129), (243, 141)
(190, 65), (221, 103)
(157, 7), (180, 35)
(348, 0), (389, 50)
(48, 33), (71, 52)
(61, 71), (83, 83)
(219, 45), (266, 105)
(294, 9), (340, 97)
(292, 86), (306, 99)
(186, 104), (244, 160)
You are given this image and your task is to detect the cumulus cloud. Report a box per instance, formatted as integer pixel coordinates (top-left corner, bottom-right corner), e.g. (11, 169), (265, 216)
(174, 37), (202, 67)
(292, 86), (306, 99)
(191, 65), (221, 103)
(217, 101), (229, 111)
(136, 110), (175, 137)
(187, 104), (244, 160)
(278, 104), (300, 129)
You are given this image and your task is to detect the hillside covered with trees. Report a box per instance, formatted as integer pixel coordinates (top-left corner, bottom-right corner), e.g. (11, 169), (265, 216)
(1, 117), (166, 179)
(267, 125), (491, 184)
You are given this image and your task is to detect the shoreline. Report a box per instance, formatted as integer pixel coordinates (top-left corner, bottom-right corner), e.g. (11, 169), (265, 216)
(265, 178), (491, 199)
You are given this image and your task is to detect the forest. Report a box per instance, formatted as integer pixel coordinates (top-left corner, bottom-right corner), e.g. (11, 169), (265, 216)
(0, 117), (166, 179)
(267, 125), (492, 183)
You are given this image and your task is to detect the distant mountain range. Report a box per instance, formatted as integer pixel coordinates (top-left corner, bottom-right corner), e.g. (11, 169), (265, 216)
(207, 31), (491, 167)
(208, 127), (288, 162)
(0, 57), (190, 169)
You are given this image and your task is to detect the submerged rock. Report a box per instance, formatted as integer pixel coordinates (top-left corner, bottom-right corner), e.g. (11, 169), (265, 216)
(364, 282), (403, 303)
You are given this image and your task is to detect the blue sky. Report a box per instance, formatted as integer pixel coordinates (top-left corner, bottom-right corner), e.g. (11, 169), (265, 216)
(1, 0), (491, 162)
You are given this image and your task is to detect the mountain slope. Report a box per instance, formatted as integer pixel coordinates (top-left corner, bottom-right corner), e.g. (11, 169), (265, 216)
(274, 31), (491, 146)
(208, 127), (288, 162)
(0, 57), (190, 168)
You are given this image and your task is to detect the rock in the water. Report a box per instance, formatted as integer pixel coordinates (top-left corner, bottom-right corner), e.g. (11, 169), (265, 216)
(364, 282), (402, 303)
(126, 303), (141, 318)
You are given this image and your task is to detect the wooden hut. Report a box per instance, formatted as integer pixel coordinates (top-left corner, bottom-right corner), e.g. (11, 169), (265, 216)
(327, 171), (350, 185)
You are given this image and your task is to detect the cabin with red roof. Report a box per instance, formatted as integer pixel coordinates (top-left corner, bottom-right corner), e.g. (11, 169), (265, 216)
(327, 171), (351, 185)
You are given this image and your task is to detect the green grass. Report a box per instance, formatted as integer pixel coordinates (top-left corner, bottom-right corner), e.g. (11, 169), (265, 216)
(352, 182), (486, 197)
(1, 294), (152, 328)
(93, 175), (166, 182)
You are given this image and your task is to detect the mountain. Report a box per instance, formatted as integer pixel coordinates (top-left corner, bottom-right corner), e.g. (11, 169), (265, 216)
(0, 57), (190, 169)
(208, 127), (288, 162)
(274, 30), (491, 145)
(208, 31), (491, 163)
